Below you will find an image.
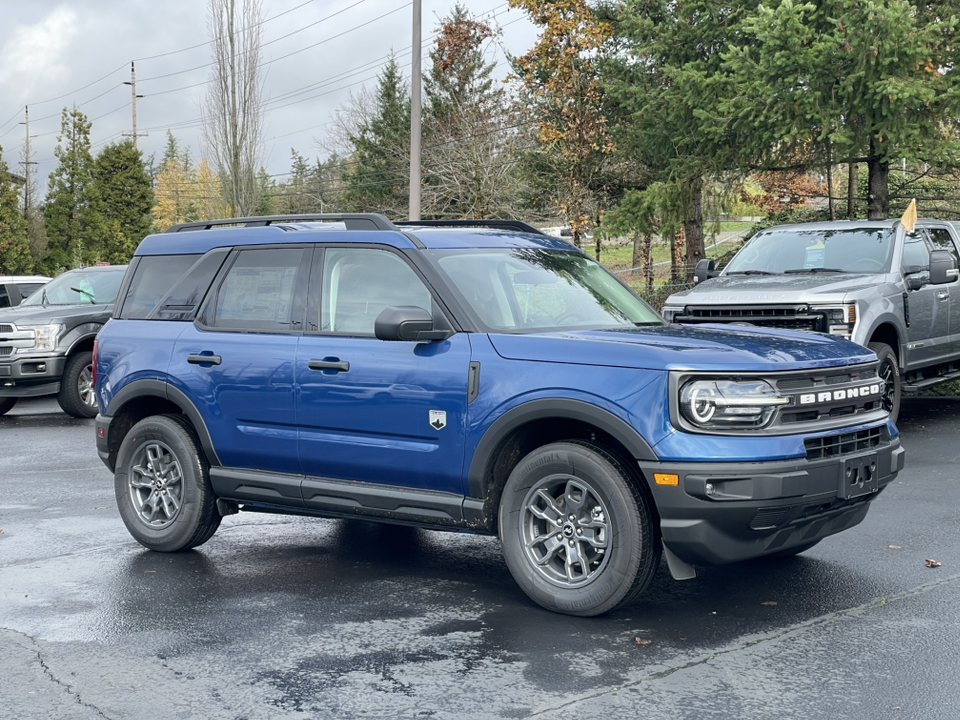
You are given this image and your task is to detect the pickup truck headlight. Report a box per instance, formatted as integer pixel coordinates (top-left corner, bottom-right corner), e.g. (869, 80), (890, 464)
(662, 306), (681, 323)
(679, 378), (790, 429)
(18, 323), (64, 353)
(819, 304), (857, 339)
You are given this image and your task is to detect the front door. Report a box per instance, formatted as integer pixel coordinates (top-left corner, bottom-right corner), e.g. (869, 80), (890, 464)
(901, 230), (950, 369)
(296, 246), (470, 496)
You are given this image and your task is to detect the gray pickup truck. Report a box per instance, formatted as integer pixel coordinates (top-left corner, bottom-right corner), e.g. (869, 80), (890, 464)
(0, 265), (127, 418)
(662, 219), (960, 422)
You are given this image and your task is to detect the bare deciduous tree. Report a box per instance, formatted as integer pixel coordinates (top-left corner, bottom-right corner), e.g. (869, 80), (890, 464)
(203, 0), (265, 217)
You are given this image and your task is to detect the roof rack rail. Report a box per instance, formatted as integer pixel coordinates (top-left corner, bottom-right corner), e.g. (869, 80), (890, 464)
(394, 219), (544, 235)
(165, 213), (397, 233)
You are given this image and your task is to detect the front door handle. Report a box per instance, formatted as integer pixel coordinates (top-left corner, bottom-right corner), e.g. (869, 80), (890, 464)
(938, 291), (949, 301)
(309, 359), (350, 372)
(187, 353), (222, 365)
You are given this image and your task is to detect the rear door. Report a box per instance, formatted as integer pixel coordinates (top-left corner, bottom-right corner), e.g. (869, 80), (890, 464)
(295, 246), (470, 497)
(170, 245), (309, 491)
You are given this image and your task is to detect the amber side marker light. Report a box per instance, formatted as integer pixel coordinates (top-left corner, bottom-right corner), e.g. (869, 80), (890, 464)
(654, 473), (680, 486)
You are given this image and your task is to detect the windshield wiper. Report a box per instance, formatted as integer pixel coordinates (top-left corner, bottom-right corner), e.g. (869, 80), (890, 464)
(783, 267), (846, 274)
(70, 286), (96, 303)
(725, 270), (776, 275)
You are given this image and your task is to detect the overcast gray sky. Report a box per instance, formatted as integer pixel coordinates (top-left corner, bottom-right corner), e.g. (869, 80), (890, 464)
(0, 0), (536, 196)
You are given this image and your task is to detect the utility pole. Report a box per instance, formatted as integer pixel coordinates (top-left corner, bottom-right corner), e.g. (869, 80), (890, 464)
(408, 0), (421, 220)
(18, 105), (37, 216)
(123, 61), (146, 149)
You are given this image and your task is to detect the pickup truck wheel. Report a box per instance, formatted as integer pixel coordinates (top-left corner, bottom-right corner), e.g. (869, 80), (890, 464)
(0, 397), (16, 416)
(57, 351), (98, 418)
(868, 342), (901, 423)
(499, 441), (660, 617)
(114, 415), (221, 552)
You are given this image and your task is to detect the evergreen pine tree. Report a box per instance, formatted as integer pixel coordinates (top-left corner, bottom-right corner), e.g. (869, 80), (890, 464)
(92, 140), (154, 264)
(343, 56), (410, 217)
(43, 107), (107, 271)
(0, 146), (32, 273)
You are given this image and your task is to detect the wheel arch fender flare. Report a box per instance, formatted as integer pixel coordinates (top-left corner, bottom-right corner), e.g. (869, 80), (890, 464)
(467, 398), (659, 500)
(107, 379), (222, 467)
(864, 317), (903, 361)
(61, 323), (103, 355)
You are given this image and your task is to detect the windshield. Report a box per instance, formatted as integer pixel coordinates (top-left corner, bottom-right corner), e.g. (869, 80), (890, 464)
(428, 248), (662, 332)
(725, 227), (896, 275)
(21, 267), (125, 306)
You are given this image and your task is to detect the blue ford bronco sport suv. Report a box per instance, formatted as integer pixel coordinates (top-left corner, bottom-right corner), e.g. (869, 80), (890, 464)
(95, 214), (905, 616)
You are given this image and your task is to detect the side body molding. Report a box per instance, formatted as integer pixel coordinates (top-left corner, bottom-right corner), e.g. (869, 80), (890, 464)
(466, 398), (659, 499)
(106, 379), (222, 467)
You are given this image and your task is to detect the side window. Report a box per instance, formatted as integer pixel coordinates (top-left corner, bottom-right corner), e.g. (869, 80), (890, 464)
(927, 228), (960, 269)
(0, 286), (9, 308)
(212, 248), (305, 332)
(901, 232), (930, 271)
(321, 248), (432, 335)
(120, 255), (202, 319)
(17, 283), (44, 300)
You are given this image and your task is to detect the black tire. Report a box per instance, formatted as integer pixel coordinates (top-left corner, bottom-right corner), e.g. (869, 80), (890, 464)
(767, 539), (821, 558)
(498, 441), (660, 617)
(868, 341), (901, 423)
(114, 414), (221, 552)
(0, 397), (17, 416)
(57, 351), (98, 418)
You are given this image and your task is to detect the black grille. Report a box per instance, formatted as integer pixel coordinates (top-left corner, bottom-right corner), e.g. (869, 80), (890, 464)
(679, 306), (824, 333)
(750, 507), (790, 530)
(0, 324), (12, 333)
(804, 427), (884, 461)
(0, 347), (11, 356)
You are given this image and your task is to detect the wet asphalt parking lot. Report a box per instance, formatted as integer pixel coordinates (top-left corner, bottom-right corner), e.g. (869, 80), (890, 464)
(1, 396), (959, 720)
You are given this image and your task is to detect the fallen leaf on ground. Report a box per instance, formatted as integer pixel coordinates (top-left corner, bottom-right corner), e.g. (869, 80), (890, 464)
(925, 559), (943, 568)
(761, 601), (778, 606)
(889, 545), (901, 549)
(634, 638), (652, 646)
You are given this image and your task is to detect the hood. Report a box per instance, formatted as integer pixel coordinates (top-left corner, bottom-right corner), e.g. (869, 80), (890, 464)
(488, 324), (876, 373)
(665, 272), (892, 305)
(0, 302), (112, 325)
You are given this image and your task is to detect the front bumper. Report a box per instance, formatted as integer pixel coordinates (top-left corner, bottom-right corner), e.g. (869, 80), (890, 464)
(640, 436), (905, 566)
(0, 355), (66, 397)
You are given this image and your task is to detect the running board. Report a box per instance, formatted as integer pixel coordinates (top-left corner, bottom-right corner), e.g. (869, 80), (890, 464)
(902, 367), (960, 392)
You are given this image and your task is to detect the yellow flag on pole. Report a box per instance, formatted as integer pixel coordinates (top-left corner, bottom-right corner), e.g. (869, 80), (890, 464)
(901, 198), (917, 232)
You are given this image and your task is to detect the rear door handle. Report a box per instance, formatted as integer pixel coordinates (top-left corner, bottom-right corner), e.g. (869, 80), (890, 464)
(187, 353), (222, 365)
(309, 359), (350, 372)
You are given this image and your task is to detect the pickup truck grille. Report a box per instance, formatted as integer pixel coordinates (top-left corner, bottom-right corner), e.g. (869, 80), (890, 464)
(677, 305), (825, 333)
(0, 324), (13, 333)
(0, 347), (11, 356)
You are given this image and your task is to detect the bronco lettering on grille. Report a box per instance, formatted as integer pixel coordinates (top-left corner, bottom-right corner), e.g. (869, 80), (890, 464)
(798, 383), (881, 406)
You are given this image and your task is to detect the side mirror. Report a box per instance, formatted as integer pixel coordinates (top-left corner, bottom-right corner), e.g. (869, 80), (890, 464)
(374, 305), (452, 342)
(905, 273), (925, 291)
(929, 249), (959, 285)
(694, 258), (716, 284)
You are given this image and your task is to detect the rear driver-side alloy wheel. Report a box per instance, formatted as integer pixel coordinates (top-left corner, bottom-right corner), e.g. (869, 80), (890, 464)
(114, 415), (221, 552)
(498, 441), (660, 617)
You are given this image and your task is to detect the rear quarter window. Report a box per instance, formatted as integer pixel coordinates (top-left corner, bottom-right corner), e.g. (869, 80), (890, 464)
(119, 255), (202, 319)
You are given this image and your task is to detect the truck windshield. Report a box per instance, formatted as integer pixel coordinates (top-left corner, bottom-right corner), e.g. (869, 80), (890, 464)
(428, 248), (663, 332)
(20, 268), (125, 306)
(725, 227), (896, 275)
